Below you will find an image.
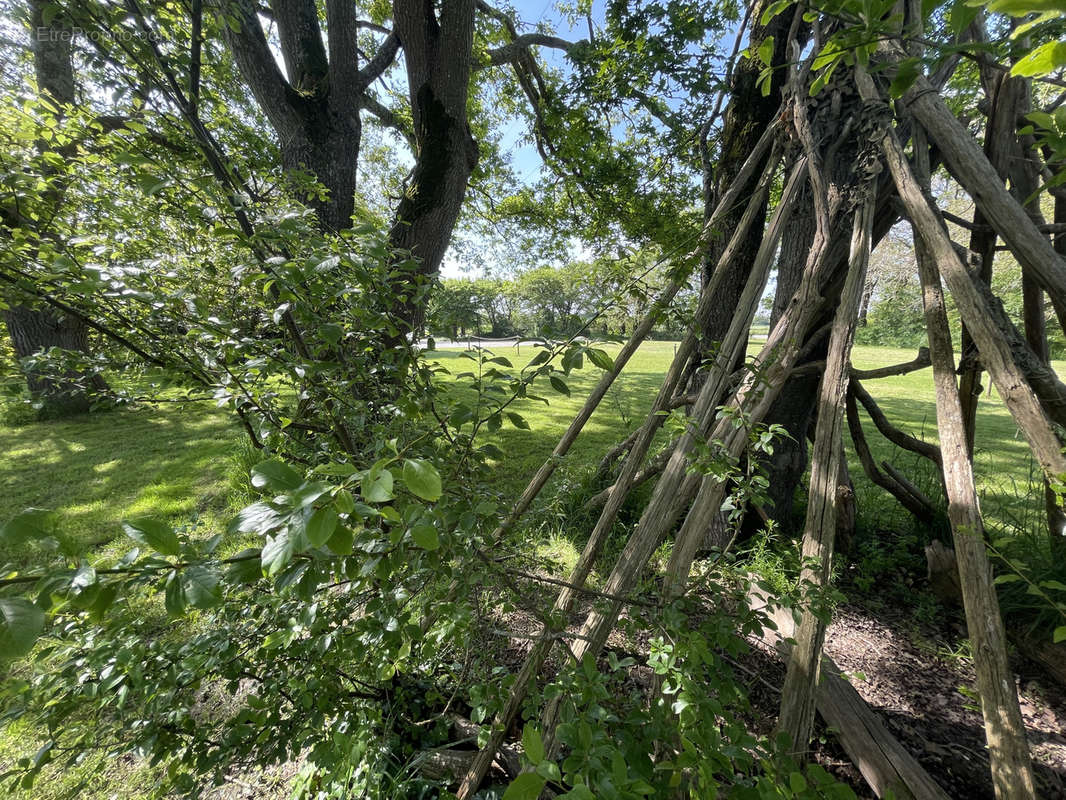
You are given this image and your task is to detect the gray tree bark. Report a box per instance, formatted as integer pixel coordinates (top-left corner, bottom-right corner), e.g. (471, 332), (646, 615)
(2, 0), (107, 416)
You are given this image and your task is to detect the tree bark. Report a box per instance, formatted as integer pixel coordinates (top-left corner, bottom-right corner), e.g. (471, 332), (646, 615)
(696, 0), (795, 350)
(387, 0), (480, 332)
(2, 0), (107, 416)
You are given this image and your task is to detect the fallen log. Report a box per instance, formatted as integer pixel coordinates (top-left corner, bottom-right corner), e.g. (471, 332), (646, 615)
(747, 584), (953, 800)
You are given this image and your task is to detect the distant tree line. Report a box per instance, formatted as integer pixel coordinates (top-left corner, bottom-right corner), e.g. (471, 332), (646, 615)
(426, 258), (694, 340)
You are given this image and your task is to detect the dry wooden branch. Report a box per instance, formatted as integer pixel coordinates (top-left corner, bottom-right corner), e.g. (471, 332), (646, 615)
(846, 391), (936, 522)
(778, 191), (875, 757)
(851, 380), (941, 467)
(860, 65), (1037, 796)
(791, 348), (931, 380)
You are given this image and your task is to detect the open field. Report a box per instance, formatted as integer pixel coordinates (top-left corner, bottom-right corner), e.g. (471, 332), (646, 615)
(427, 340), (1056, 533)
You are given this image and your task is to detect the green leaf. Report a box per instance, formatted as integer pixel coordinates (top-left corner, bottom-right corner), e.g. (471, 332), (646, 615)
(586, 348), (614, 371)
(122, 518), (181, 557)
(319, 323), (343, 345)
(889, 58), (921, 99)
(410, 522), (440, 551)
(789, 772), (808, 793)
(251, 459), (304, 492)
(261, 531), (294, 576)
(549, 375), (570, 396)
(759, 0), (792, 25)
(229, 502), (283, 535)
(164, 571), (187, 616)
(402, 459), (442, 501)
(507, 411), (530, 430)
(326, 525), (354, 555)
(948, 0), (980, 35)
(527, 349), (552, 367)
(522, 723), (545, 765)
(502, 772), (546, 800)
(1054, 626), (1066, 644)
(306, 506), (339, 547)
(993, 573), (1023, 584)
(225, 549), (262, 583)
(1012, 41), (1066, 78)
(334, 488), (355, 514)
(0, 598), (45, 659)
(361, 462), (395, 503)
(988, 0), (1066, 17)
(757, 35), (775, 68)
(0, 508), (54, 545)
(184, 566), (222, 609)
(71, 565), (96, 590)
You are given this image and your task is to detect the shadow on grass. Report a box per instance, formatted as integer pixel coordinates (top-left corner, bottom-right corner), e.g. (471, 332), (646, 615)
(0, 403), (239, 566)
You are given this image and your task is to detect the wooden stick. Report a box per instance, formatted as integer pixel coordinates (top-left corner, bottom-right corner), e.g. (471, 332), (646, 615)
(777, 191), (875, 757)
(748, 583), (952, 799)
(534, 157), (810, 760)
(846, 390), (936, 522)
(881, 39), (1066, 321)
(454, 135), (789, 799)
(858, 65), (1037, 799)
(851, 380), (941, 467)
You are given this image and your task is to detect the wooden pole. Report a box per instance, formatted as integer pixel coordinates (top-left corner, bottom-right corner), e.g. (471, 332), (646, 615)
(777, 193), (875, 756)
(454, 139), (788, 799)
(857, 65), (1037, 799)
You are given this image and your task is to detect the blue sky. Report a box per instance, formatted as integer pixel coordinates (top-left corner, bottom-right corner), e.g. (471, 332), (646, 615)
(493, 0), (603, 187)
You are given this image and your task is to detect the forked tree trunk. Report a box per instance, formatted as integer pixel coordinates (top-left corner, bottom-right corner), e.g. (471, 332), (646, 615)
(777, 193), (874, 757)
(696, 0), (792, 351)
(859, 65), (1037, 798)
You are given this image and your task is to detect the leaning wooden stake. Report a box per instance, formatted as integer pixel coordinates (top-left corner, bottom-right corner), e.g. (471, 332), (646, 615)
(749, 584), (952, 800)
(531, 157), (809, 759)
(454, 138), (788, 799)
(484, 119), (783, 548)
(777, 192), (875, 757)
(879, 39), (1066, 318)
(857, 76), (1066, 486)
(857, 65), (1037, 799)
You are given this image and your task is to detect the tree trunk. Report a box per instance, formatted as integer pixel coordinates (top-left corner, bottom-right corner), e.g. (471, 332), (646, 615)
(388, 0), (479, 333)
(2, 307), (105, 415)
(2, 0), (108, 416)
(696, 0), (793, 350)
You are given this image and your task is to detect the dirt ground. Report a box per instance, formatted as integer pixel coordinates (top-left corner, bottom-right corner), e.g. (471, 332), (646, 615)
(742, 598), (1066, 799)
(491, 572), (1066, 799)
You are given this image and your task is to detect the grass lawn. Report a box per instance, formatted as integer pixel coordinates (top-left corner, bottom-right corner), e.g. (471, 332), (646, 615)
(0, 339), (1059, 798)
(0, 402), (240, 567)
(428, 340), (1057, 537)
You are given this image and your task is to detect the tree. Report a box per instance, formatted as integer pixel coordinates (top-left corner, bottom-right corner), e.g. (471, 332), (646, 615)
(0, 0), (107, 416)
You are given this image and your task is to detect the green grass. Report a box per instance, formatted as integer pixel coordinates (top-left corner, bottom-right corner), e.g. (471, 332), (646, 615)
(0, 402), (240, 565)
(0, 402), (241, 799)
(430, 340), (1058, 526)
